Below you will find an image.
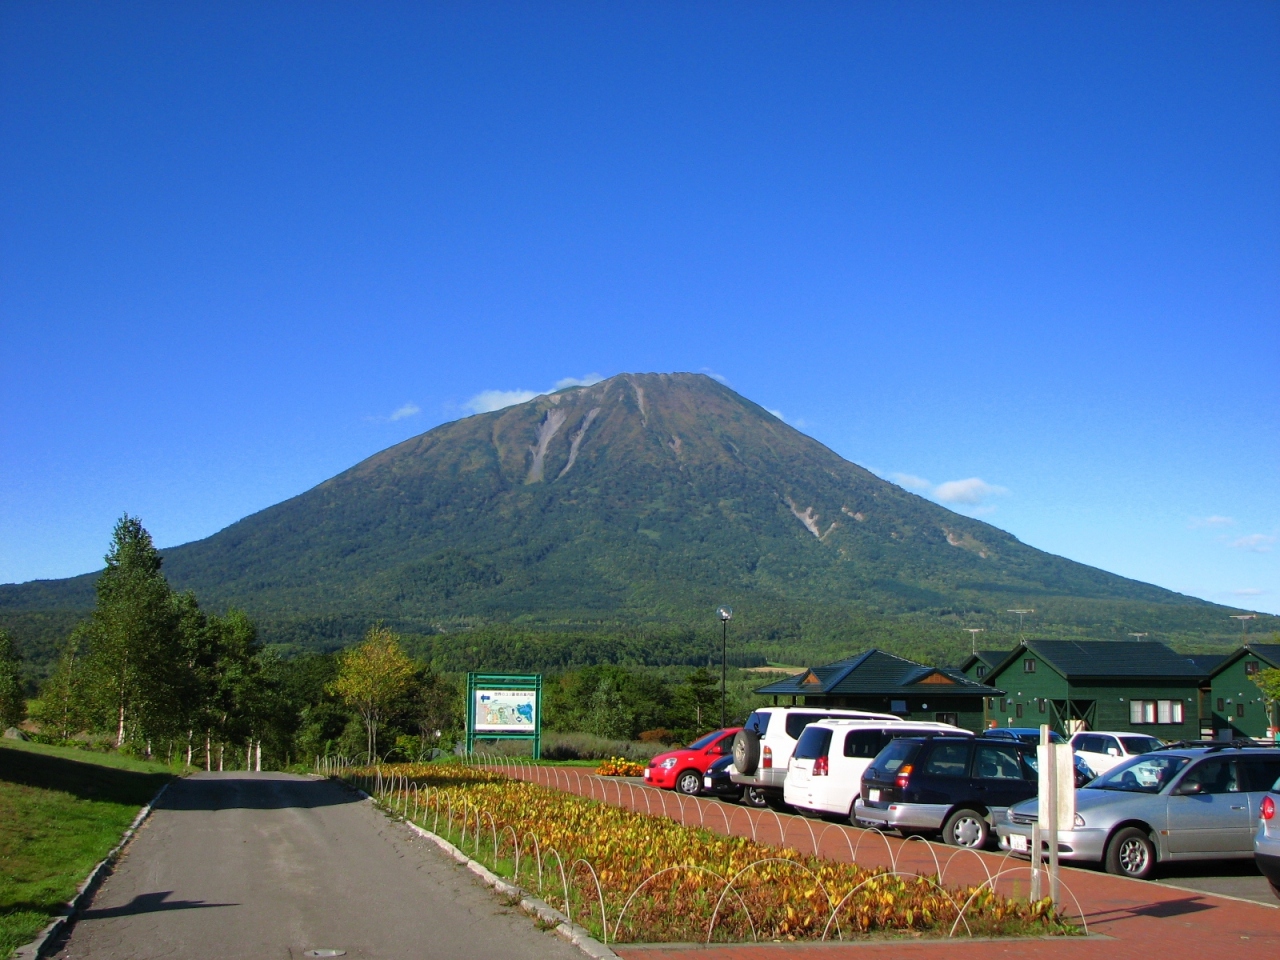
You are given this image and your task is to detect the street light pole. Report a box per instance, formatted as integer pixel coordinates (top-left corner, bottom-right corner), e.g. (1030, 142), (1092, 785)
(717, 606), (733, 729)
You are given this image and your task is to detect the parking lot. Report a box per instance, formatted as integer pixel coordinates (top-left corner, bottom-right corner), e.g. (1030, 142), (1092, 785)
(1154, 858), (1275, 906)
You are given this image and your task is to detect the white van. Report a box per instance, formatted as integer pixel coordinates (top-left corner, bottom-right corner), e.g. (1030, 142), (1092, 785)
(784, 718), (972, 821)
(731, 706), (901, 809)
(1069, 730), (1162, 775)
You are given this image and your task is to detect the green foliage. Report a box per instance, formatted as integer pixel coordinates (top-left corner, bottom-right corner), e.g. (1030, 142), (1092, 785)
(0, 741), (172, 957)
(0, 629), (24, 730)
(331, 624), (416, 761)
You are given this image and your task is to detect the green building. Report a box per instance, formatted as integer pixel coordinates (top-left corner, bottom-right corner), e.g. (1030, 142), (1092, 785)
(1206, 644), (1280, 739)
(959, 650), (1010, 684)
(981, 640), (1206, 737)
(753, 649), (1003, 732)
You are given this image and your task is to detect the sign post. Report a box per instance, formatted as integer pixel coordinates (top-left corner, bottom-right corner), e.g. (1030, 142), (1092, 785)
(1037, 724), (1075, 906)
(466, 673), (542, 759)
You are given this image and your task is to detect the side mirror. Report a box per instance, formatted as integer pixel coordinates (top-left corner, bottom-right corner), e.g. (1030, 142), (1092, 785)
(1107, 748), (1120, 756)
(1177, 781), (1203, 796)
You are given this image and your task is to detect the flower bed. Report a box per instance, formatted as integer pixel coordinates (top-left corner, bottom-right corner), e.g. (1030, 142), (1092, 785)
(351, 763), (1075, 945)
(596, 756), (646, 777)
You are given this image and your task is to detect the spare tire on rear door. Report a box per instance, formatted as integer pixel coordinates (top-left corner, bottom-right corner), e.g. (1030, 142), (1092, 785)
(733, 728), (760, 775)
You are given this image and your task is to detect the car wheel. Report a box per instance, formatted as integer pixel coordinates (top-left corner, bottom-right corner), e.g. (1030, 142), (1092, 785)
(942, 809), (990, 849)
(1105, 826), (1156, 880)
(764, 795), (790, 813)
(743, 786), (769, 808)
(676, 770), (702, 796)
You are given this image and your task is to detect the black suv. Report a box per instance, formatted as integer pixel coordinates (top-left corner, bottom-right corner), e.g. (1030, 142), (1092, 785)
(853, 736), (1038, 848)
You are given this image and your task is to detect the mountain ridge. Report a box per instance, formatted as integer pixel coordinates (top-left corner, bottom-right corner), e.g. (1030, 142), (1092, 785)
(1, 372), (1251, 663)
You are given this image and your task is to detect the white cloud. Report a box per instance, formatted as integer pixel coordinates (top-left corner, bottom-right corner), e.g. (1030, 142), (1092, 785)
(463, 373), (606, 415)
(388, 402), (420, 422)
(890, 473), (1009, 511)
(891, 473), (933, 491)
(934, 477), (1009, 505)
(767, 408), (785, 420)
(1191, 515), (1235, 528)
(1231, 533), (1277, 553)
(553, 373), (604, 390)
(699, 367), (730, 384)
(1232, 588), (1266, 596)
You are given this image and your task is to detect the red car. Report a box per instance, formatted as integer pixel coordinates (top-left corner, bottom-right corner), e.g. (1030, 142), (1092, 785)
(644, 728), (740, 795)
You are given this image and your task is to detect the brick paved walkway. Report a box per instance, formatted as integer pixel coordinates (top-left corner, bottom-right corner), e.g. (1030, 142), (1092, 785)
(489, 762), (1279, 959)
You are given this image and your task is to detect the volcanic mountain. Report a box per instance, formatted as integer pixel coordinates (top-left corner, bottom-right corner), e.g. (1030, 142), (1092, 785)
(1, 372), (1242, 659)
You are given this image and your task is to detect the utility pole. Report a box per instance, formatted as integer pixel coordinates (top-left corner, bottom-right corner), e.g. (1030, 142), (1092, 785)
(1128, 633), (1148, 642)
(1008, 609), (1034, 635)
(717, 606), (733, 729)
(966, 628), (985, 654)
(1231, 614), (1258, 641)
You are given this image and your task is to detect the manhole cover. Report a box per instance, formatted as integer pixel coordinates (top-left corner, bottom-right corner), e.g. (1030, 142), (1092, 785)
(303, 951), (346, 958)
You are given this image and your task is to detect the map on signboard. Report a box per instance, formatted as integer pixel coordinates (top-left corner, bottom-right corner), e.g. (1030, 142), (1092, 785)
(474, 689), (537, 731)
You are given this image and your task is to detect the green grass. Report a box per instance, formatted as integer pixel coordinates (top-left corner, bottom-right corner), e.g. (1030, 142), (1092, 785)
(0, 741), (174, 958)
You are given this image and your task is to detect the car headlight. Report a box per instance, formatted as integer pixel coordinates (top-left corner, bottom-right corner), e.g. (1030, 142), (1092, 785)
(659, 757), (678, 769)
(1006, 807), (1018, 823)
(1074, 813), (1086, 828)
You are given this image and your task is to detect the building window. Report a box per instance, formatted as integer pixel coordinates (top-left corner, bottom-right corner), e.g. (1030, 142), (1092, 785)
(1038, 698), (1046, 714)
(890, 699), (908, 714)
(1015, 703), (1024, 718)
(1217, 697), (1224, 712)
(1000, 698), (1008, 713)
(1236, 703), (1245, 718)
(1023, 659), (1036, 673)
(1245, 661), (1259, 676)
(1130, 700), (1184, 725)
(986, 697), (994, 710)
(976, 665), (986, 678)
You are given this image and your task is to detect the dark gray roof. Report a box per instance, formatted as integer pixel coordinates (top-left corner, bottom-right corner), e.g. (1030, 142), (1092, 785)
(960, 650), (1010, 672)
(1209, 643), (1280, 677)
(755, 649), (1003, 697)
(1185, 654), (1227, 674)
(992, 640), (1209, 680)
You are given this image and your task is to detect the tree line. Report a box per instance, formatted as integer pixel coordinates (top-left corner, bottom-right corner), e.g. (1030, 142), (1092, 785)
(2, 516), (766, 767)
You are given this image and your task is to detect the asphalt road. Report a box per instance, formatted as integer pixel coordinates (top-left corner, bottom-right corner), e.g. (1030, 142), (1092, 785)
(1154, 858), (1278, 906)
(54, 772), (584, 960)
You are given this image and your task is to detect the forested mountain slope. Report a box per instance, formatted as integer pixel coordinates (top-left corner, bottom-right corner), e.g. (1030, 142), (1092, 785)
(1, 373), (1249, 663)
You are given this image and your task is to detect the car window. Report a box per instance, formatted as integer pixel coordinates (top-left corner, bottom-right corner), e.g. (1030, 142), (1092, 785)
(872, 739), (921, 774)
(785, 713), (827, 740)
(1179, 758), (1240, 794)
(1075, 735), (1100, 753)
(743, 711), (771, 736)
(1098, 736), (1121, 755)
(1119, 736), (1160, 756)
(1094, 755), (1190, 793)
(844, 730), (884, 758)
(688, 731), (722, 750)
(1238, 758), (1280, 792)
(974, 743), (1023, 779)
(793, 726), (833, 760)
(921, 741), (972, 777)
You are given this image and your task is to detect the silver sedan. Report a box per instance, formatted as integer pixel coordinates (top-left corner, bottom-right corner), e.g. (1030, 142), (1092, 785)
(995, 747), (1280, 880)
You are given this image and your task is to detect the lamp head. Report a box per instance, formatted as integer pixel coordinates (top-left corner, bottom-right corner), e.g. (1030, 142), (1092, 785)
(716, 605), (733, 622)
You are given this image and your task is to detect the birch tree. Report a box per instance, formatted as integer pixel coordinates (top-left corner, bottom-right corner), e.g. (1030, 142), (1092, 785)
(332, 624), (415, 762)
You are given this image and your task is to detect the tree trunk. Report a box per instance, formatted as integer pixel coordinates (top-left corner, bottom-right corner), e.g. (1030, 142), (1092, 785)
(218, 743), (224, 771)
(186, 731), (193, 767)
(116, 701), (126, 747)
(205, 732), (212, 772)
(255, 740), (261, 772)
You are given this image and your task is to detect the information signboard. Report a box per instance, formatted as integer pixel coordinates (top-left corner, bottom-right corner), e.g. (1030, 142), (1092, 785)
(466, 673), (542, 758)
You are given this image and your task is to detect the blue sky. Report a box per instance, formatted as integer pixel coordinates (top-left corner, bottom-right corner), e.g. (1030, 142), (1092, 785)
(2, 3), (1277, 618)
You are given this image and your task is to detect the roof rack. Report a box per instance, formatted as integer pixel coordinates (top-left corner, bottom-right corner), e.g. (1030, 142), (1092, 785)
(1155, 737), (1274, 752)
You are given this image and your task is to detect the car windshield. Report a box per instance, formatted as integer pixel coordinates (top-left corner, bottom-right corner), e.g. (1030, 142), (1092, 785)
(1092, 754), (1190, 793)
(871, 739), (921, 774)
(743, 711), (771, 735)
(1010, 730), (1064, 744)
(1119, 737), (1160, 755)
(687, 731), (722, 750)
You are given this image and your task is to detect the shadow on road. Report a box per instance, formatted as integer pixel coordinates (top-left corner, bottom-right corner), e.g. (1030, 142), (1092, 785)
(156, 773), (361, 811)
(79, 891), (237, 920)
